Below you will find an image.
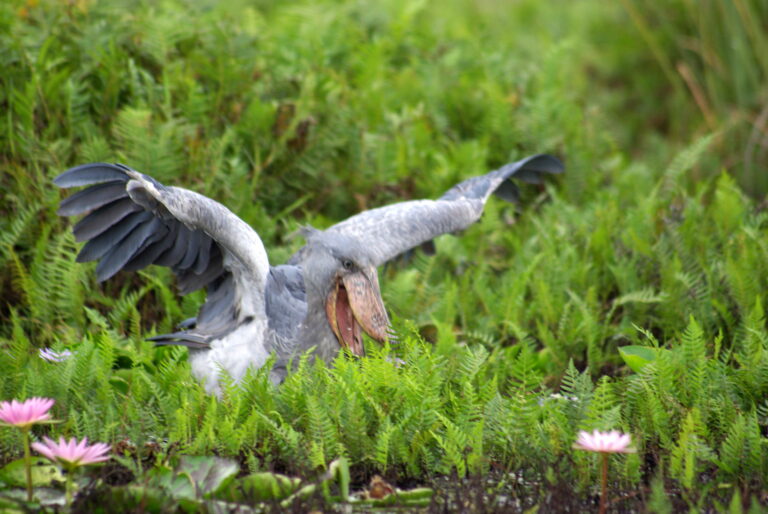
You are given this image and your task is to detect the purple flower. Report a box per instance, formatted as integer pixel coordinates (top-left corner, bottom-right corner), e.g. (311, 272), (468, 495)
(39, 348), (73, 362)
(32, 436), (111, 468)
(0, 397), (55, 428)
(573, 429), (636, 453)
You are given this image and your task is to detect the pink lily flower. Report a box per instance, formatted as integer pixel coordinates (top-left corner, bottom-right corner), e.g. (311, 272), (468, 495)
(573, 429), (635, 453)
(32, 436), (111, 468)
(0, 397), (55, 428)
(574, 429), (636, 514)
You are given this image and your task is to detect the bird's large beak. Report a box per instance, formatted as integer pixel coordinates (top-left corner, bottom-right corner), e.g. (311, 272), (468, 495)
(326, 267), (389, 356)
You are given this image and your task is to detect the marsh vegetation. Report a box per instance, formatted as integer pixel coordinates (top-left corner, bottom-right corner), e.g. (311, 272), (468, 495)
(1, 0), (767, 511)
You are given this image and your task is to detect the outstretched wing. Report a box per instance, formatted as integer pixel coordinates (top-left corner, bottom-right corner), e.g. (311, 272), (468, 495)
(321, 154), (563, 266)
(55, 163), (271, 345)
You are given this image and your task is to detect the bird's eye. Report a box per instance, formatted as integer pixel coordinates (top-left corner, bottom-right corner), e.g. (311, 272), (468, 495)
(342, 259), (353, 270)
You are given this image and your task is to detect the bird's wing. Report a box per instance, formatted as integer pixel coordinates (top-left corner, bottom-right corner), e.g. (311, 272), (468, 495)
(55, 163), (271, 345)
(321, 154), (563, 266)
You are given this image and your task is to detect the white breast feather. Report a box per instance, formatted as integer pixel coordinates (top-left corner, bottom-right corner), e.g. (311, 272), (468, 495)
(189, 320), (269, 396)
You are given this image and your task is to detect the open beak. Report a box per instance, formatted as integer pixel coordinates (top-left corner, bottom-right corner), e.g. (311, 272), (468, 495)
(325, 267), (389, 356)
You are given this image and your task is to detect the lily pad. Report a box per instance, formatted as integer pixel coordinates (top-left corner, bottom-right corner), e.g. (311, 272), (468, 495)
(178, 456), (239, 498)
(109, 485), (177, 513)
(218, 472), (301, 502)
(146, 467), (197, 501)
(0, 487), (66, 508)
(0, 458), (64, 488)
(146, 456), (239, 501)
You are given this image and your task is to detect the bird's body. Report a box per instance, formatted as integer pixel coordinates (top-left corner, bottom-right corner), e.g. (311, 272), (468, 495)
(55, 154), (563, 394)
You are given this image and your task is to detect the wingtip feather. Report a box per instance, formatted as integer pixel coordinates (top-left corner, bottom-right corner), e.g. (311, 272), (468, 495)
(54, 163), (130, 188)
(515, 154), (565, 175)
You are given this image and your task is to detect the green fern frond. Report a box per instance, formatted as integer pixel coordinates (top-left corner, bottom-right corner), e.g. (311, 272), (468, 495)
(659, 133), (715, 192)
(0, 203), (38, 268)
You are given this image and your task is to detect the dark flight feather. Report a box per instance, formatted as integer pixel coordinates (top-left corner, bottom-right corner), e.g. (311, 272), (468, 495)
(58, 181), (129, 216)
(53, 162), (130, 188)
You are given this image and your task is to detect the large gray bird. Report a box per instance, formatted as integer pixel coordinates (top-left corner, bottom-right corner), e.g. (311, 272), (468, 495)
(55, 154), (563, 394)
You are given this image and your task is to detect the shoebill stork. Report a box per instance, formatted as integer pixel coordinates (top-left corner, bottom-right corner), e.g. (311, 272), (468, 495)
(55, 154), (563, 394)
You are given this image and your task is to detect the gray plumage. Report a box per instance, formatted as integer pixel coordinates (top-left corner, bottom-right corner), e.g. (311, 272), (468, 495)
(73, 198), (142, 242)
(55, 154), (563, 394)
(320, 154), (562, 266)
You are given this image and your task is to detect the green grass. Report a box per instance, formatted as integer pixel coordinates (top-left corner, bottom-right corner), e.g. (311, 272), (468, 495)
(1, 0), (767, 510)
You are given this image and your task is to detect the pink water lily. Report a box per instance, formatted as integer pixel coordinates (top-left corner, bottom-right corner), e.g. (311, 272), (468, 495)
(32, 436), (110, 505)
(573, 429), (636, 514)
(0, 397), (57, 501)
(573, 429), (635, 453)
(0, 397), (55, 428)
(32, 436), (111, 468)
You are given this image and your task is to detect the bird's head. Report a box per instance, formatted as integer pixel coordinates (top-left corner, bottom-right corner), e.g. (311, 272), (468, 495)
(300, 231), (389, 356)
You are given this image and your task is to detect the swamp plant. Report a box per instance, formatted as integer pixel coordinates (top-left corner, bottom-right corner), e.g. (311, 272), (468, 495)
(573, 430), (635, 514)
(32, 436), (110, 506)
(0, 398), (58, 502)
